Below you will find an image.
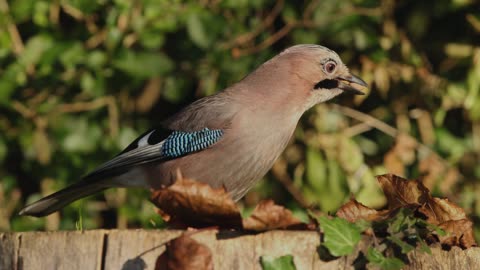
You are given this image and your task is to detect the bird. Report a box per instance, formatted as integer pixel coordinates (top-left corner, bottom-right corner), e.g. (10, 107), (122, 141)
(19, 44), (367, 217)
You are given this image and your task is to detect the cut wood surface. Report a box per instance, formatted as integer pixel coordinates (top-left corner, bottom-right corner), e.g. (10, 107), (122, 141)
(1, 230), (480, 270)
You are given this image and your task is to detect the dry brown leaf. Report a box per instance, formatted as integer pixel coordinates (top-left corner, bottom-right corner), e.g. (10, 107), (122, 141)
(374, 174), (476, 249)
(336, 199), (389, 222)
(419, 197), (467, 225)
(150, 176), (242, 229)
(376, 174), (431, 209)
(242, 200), (307, 231)
(419, 197), (476, 248)
(151, 174), (311, 230)
(155, 233), (213, 270)
(437, 219), (477, 249)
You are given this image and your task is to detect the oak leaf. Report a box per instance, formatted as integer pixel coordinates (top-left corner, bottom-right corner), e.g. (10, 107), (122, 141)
(437, 219), (476, 249)
(150, 175), (242, 229)
(376, 174), (430, 209)
(151, 172), (309, 230)
(336, 199), (388, 222)
(155, 233), (213, 270)
(242, 200), (307, 231)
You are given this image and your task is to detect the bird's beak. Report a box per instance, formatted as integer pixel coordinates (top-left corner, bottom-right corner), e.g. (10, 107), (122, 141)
(336, 74), (368, 95)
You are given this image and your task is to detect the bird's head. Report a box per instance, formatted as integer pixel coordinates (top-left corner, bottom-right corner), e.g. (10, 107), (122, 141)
(270, 44), (368, 111)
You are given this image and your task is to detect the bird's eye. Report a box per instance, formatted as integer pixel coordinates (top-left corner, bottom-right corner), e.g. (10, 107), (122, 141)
(324, 61), (337, 74)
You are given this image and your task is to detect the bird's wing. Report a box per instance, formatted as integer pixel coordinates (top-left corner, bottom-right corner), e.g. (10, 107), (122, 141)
(83, 127), (224, 180)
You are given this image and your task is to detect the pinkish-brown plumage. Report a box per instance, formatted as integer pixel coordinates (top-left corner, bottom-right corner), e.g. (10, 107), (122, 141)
(20, 44), (367, 217)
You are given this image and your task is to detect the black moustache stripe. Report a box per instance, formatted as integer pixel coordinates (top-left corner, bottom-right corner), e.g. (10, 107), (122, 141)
(314, 79), (338, 90)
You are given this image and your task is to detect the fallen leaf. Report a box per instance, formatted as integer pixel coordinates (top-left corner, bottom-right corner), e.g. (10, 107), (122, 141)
(151, 173), (310, 230)
(376, 174), (430, 209)
(419, 197), (467, 225)
(418, 196), (476, 248)
(437, 219), (476, 249)
(336, 198), (388, 222)
(242, 200), (307, 231)
(155, 233), (213, 270)
(150, 174), (242, 229)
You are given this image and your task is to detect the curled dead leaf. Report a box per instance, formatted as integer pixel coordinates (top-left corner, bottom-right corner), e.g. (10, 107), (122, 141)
(374, 174), (476, 249)
(376, 174), (431, 209)
(151, 174), (310, 230)
(155, 233), (213, 270)
(438, 219), (476, 249)
(150, 176), (242, 229)
(419, 197), (467, 225)
(336, 199), (389, 223)
(419, 197), (476, 248)
(242, 200), (308, 231)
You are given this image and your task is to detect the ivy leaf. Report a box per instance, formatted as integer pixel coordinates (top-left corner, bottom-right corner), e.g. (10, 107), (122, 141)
(418, 219), (447, 236)
(366, 247), (405, 270)
(386, 236), (415, 254)
(417, 237), (432, 255)
(387, 208), (416, 234)
(260, 255), (296, 270)
(319, 216), (361, 256)
(113, 50), (173, 78)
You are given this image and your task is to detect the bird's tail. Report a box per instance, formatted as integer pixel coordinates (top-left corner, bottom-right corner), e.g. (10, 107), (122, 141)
(19, 179), (110, 217)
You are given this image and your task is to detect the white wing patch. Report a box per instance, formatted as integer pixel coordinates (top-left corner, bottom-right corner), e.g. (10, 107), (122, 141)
(138, 130), (155, 147)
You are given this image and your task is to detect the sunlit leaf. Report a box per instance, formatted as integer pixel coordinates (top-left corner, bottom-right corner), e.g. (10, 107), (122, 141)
(366, 247), (405, 270)
(318, 216), (361, 256)
(260, 255), (297, 270)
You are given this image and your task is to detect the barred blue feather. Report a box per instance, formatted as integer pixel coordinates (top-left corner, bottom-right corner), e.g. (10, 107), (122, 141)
(161, 128), (223, 158)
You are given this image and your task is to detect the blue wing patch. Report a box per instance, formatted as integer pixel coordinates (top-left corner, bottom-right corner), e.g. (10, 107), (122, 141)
(161, 128), (223, 158)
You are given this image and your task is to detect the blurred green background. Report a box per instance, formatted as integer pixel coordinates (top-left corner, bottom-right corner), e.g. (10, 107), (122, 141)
(1, 0), (480, 236)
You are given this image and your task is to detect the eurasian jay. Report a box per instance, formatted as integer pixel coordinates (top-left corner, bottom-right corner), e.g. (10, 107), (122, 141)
(20, 44), (367, 217)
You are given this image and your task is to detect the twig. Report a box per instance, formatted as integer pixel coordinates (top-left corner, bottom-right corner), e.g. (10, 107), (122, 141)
(229, 0), (382, 57)
(332, 104), (397, 137)
(343, 122), (373, 137)
(0, 0), (24, 55)
(55, 96), (119, 137)
(221, 0), (284, 49)
(331, 104), (463, 178)
(12, 101), (36, 119)
(233, 22), (296, 57)
(303, 0), (320, 20)
(466, 14), (480, 33)
(61, 3), (84, 20)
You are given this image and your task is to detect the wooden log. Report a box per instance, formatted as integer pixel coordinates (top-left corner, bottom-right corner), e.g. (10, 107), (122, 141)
(1, 230), (479, 270)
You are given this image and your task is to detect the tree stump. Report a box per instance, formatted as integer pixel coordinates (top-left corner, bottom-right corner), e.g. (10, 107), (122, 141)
(1, 230), (479, 270)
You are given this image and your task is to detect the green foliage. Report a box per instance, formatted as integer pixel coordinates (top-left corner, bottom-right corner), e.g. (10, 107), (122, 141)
(318, 216), (362, 256)
(260, 255), (297, 270)
(366, 247), (405, 270)
(75, 207), (84, 231)
(316, 207), (446, 265)
(0, 0), (479, 235)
